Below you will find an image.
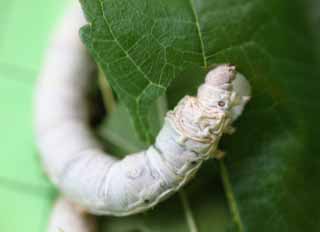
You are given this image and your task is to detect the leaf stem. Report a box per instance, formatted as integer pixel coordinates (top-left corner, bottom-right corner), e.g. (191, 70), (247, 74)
(98, 68), (116, 113)
(179, 190), (198, 232)
(156, 95), (168, 127)
(219, 160), (245, 232)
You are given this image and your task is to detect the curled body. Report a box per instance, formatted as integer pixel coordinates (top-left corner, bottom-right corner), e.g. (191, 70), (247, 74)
(35, 5), (251, 217)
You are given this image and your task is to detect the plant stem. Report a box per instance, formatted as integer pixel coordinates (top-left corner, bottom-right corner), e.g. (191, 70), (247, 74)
(179, 190), (198, 232)
(219, 160), (245, 232)
(98, 68), (116, 113)
(156, 95), (168, 126)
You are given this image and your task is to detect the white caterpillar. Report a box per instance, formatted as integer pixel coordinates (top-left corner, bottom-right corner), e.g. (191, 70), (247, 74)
(35, 4), (251, 221)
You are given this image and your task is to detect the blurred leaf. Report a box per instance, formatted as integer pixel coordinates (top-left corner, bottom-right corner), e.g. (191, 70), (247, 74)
(82, 0), (320, 231)
(98, 95), (167, 157)
(98, 103), (147, 156)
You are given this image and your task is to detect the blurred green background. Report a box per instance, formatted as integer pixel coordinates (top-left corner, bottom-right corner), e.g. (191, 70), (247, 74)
(0, 0), (70, 231)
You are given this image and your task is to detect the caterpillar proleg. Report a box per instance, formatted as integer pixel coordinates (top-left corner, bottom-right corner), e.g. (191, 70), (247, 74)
(35, 4), (251, 218)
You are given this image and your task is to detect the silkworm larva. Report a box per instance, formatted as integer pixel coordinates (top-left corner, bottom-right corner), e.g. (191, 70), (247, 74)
(48, 197), (96, 232)
(35, 4), (251, 217)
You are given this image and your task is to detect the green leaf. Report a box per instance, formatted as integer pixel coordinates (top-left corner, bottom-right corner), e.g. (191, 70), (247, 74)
(83, 0), (320, 231)
(80, 0), (206, 142)
(166, 1), (320, 232)
(98, 103), (147, 157)
(98, 94), (168, 156)
(166, 1), (320, 231)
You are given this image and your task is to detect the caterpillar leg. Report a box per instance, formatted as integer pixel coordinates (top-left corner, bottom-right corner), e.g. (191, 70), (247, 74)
(224, 125), (236, 135)
(211, 150), (226, 160)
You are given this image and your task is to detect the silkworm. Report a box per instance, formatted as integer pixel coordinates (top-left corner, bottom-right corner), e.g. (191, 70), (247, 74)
(34, 4), (251, 218)
(48, 197), (96, 232)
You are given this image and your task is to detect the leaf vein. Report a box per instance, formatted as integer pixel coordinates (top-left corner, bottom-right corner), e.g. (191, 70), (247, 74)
(188, 0), (207, 68)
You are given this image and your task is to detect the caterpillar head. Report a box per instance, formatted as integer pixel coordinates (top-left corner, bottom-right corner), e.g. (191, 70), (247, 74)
(199, 64), (251, 120)
(169, 64), (251, 142)
(205, 64), (236, 89)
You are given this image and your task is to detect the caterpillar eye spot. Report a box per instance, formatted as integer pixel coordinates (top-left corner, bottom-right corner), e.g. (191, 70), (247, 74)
(218, 101), (225, 107)
(191, 161), (197, 165)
